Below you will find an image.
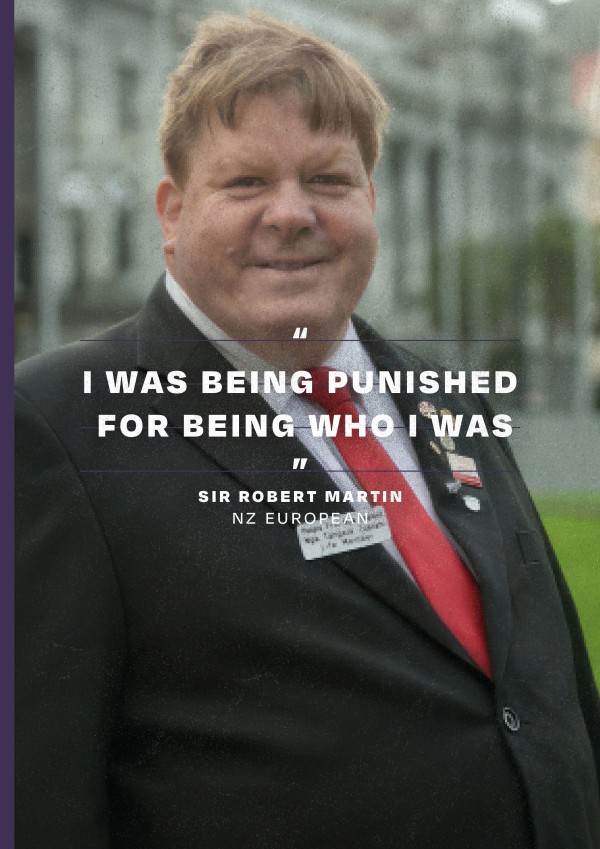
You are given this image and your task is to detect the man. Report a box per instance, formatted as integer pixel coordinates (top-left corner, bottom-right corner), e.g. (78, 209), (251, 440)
(15, 11), (600, 849)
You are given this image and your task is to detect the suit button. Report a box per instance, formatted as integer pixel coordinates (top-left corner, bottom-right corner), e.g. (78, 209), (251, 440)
(502, 707), (521, 732)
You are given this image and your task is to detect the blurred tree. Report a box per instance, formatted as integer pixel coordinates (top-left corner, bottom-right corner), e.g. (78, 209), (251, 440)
(530, 209), (576, 333)
(427, 211), (599, 409)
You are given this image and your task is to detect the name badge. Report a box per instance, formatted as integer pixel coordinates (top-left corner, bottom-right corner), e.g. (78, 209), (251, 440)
(297, 506), (392, 561)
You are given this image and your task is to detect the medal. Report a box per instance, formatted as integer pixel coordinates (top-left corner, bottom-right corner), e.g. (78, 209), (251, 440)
(447, 453), (482, 487)
(463, 495), (481, 511)
(418, 401), (437, 419)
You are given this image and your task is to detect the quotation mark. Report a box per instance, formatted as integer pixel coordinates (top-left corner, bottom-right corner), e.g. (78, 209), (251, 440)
(293, 327), (308, 339)
(293, 458), (308, 470)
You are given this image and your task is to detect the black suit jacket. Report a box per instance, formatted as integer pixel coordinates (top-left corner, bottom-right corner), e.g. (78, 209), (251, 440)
(15, 279), (600, 848)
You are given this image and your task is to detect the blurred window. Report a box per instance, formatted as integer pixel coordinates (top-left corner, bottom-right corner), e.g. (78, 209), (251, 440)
(426, 146), (441, 327)
(117, 207), (133, 272)
(387, 138), (408, 304)
(117, 64), (139, 133)
(72, 210), (86, 292)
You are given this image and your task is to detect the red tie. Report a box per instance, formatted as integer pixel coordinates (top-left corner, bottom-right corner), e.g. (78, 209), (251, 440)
(307, 367), (492, 678)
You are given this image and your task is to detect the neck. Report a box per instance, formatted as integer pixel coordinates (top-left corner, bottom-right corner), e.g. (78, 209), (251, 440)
(239, 338), (343, 371)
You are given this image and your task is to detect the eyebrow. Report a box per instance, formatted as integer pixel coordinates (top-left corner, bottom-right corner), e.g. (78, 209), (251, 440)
(212, 144), (358, 174)
(309, 146), (357, 170)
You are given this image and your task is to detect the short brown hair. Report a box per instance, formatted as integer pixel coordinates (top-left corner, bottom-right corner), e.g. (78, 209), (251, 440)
(160, 10), (389, 186)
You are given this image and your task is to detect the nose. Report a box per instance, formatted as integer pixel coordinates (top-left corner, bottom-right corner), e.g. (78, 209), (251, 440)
(261, 180), (317, 238)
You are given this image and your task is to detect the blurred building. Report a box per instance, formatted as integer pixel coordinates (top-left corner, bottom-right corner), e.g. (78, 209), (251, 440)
(14, 0), (600, 418)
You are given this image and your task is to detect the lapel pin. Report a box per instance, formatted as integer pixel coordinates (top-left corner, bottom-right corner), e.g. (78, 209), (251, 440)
(440, 408), (457, 427)
(447, 453), (483, 487)
(463, 495), (481, 511)
(418, 401), (437, 419)
(445, 480), (461, 494)
(440, 435), (455, 452)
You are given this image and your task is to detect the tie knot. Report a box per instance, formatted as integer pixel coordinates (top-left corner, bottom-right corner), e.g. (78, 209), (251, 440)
(306, 367), (353, 413)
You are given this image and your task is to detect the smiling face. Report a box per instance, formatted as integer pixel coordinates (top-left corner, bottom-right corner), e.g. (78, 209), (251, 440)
(156, 88), (378, 367)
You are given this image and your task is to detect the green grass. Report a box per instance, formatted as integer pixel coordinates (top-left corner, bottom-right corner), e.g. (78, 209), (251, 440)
(533, 491), (600, 522)
(533, 493), (600, 685)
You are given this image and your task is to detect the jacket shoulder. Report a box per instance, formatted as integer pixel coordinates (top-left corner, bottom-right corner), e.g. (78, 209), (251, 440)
(15, 316), (139, 410)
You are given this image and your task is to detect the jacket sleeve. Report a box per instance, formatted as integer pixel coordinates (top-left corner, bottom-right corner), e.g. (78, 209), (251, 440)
(15, 390), (127, 849)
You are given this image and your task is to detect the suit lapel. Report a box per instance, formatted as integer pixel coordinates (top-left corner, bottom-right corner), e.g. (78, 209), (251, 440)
(135, 283), (509, 678)
(356, 318), (512, 678)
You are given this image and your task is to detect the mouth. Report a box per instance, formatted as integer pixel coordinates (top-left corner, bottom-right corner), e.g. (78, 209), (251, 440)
(253, 259), (325, 271)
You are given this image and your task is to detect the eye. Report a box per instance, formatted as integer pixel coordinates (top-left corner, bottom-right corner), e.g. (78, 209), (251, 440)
(225, 176), (264, 190)
(310, 173), (350, 186)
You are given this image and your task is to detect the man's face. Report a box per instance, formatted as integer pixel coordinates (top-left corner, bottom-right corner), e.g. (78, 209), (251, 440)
(157, 88), (377, 356)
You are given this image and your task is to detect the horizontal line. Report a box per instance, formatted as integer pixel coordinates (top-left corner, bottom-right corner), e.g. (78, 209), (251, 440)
(79, 425), (413, 430)
(80, 338), (522, 344)
(80, 468), (516, 474)
(79, 425), (521, 431)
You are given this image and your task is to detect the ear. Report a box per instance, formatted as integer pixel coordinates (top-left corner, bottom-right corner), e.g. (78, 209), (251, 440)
(368, 178), (376, 213)
(156, 177), (183, 256)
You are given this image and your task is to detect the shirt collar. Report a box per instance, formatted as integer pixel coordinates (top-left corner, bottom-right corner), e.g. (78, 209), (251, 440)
(165, 270), (374, 412)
